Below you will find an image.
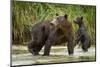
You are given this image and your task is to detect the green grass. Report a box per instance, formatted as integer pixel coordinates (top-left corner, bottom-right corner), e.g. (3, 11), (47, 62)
(12, 1), (96, 46)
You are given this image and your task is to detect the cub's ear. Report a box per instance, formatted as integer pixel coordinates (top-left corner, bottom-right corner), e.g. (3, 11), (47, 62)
(64, 14), (68, 19)
(81, 16), (83, 20)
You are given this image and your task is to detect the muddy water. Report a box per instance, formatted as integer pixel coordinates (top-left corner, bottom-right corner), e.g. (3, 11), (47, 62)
(12, 46), (96, 66)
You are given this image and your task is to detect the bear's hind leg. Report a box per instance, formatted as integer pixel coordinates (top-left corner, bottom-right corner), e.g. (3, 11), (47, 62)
(67, 40), (74, 55)
(28, 41), (42, 55)
(66, 35), (74, 55)
(43, 32), (57, 56)
(81, 41), (88, 52)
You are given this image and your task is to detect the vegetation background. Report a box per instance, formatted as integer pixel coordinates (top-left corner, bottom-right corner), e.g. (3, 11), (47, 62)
(12, 1), (96, 46)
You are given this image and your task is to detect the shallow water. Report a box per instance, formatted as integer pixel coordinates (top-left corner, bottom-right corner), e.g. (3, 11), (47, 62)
(12, 46), (96, 66)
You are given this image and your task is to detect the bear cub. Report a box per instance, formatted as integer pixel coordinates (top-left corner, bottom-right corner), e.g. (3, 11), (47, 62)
(74, 16), (91, 52)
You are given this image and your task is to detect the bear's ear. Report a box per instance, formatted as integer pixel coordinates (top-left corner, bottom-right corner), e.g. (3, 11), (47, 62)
(64, 14), (68, 19)
(81, 16), (83, 20)
(56, 13), (59, 16)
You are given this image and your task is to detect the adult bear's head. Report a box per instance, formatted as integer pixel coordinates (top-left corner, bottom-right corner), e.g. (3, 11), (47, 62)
(56, 14), (68, 23)
(50, 14), (68, 26)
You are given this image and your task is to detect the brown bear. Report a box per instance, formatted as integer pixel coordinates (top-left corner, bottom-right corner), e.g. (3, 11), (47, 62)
(28, 14), (74, 56)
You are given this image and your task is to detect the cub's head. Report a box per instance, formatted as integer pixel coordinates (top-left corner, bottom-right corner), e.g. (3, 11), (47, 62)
(73, 16), (83, 25)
